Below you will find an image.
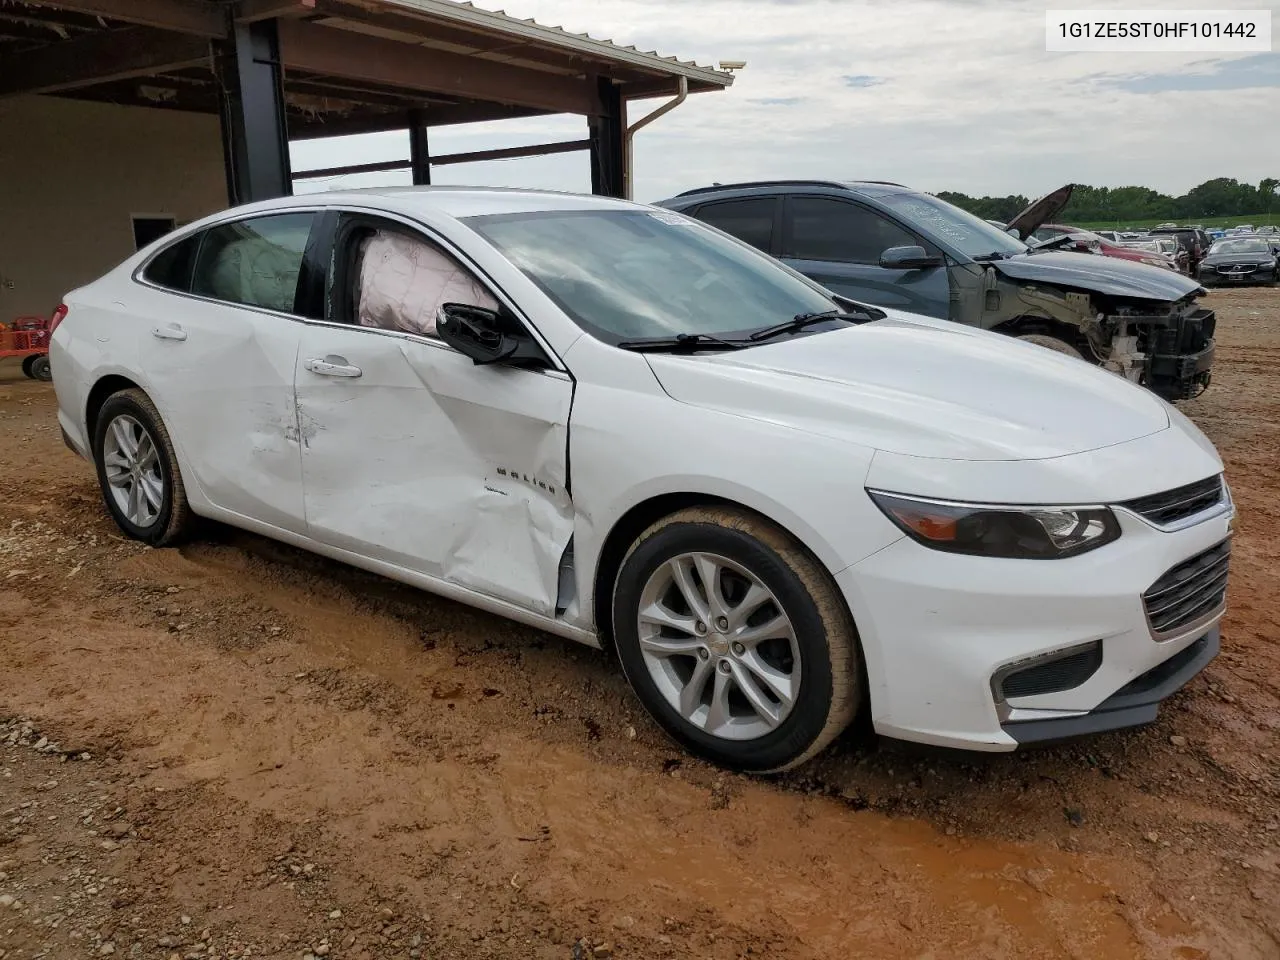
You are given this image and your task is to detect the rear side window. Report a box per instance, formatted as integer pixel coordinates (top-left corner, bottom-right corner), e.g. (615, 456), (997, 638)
(142, 235), (200, 292)
(786, 197), (917, 264)
(190, 213), (315, 314)
(693, 197), (777, 253)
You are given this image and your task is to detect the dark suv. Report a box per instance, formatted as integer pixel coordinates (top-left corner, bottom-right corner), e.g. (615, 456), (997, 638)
(1148, 227), (1213, 272)
(657, 181), (1216, 400)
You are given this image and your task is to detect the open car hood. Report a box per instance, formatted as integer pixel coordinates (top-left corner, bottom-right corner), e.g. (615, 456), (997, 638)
(1006, 184), (1074, 240)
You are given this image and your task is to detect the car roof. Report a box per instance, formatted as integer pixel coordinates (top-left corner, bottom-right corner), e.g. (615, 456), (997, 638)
(668, 180), (914, 201)
(209, 185), (641, 221)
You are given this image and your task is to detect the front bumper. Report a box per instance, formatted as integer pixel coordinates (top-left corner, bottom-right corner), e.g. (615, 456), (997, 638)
(1198, 265), (1278, 286)
(1145, 306), (1215, 401)
(1003, 627), (1217, 745)
(836, 498), (1233, 752)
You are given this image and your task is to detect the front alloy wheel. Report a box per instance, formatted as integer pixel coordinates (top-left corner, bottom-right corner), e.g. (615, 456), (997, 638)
(613, 507), (861, 773)
(637, 551), (801, 740)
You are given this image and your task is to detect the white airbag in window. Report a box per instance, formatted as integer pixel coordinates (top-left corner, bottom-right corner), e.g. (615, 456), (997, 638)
(357, 230), (497, 337)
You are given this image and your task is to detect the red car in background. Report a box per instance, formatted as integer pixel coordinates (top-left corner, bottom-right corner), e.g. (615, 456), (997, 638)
(1029, 224), (1183, 272)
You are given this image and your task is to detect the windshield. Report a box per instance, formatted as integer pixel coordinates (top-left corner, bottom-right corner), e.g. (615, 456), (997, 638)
(1210, 238), (1270, 255)
(876, 192), (1027, 259)
(463, 209), (837, 344)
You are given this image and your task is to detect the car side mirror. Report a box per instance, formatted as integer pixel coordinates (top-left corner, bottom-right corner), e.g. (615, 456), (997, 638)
(879, 245), (943, 270)
(437, 303), (549, 368)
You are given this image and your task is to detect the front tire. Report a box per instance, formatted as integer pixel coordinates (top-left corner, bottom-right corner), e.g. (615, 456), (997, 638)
(29, 356), (51, 381)
(612, 507), (860, 773)
(92, 389), (193, 546)
(1016, 333), (1083, 359)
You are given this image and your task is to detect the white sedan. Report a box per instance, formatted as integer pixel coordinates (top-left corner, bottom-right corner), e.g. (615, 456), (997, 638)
(49, 187), (1233, 771)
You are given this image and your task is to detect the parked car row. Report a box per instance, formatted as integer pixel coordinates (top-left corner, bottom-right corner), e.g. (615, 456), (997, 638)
(657, 180), (1216, 401)
(48, 186), (1234, 773)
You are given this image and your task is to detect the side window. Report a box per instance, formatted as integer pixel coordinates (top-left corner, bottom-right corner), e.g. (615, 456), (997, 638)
(190, 213), (314, 313)
(349, 226), (499, 340)
(787, 197), (918, 264)
(141, 234), (200, 292)
(693, 197), (777, 253)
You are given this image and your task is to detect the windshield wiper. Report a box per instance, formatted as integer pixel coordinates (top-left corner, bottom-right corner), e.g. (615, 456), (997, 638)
(746, 306), (884, 343)
(615, 332), (750, 353)
(971, 251), (1013, 262)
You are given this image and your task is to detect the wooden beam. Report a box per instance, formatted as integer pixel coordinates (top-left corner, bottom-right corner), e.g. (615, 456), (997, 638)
(277, 19), (599, 117)
(23, 0), (226, 38)
(431, 138), (589, 166)
(423, 102), (550, 127)
(236, 0), (316, 24)
(0, 26), (212, 97)
(289, 110), (412, 140)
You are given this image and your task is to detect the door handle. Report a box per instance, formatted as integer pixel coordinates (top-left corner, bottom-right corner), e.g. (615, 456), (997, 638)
(151, 324), (187, 341)
(304, 356), (362, 378)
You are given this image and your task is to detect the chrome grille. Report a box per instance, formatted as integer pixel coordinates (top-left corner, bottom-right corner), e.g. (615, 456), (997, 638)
(1121, 475), (1224, 527)
(1143, 540), (1230, 637)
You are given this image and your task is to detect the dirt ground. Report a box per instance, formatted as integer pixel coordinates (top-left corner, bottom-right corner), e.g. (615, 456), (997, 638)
(0, 288), (1277, 960)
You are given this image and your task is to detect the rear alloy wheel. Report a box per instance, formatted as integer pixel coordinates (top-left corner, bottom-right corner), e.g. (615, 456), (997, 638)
(28, 355), (52, 381)
(92, 389), (193, 546)
(613, 507), (860, 773)
(1017, 333), (1083, 359)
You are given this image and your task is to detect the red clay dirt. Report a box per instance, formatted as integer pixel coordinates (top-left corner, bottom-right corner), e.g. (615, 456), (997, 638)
(0, 288), (1277, 960)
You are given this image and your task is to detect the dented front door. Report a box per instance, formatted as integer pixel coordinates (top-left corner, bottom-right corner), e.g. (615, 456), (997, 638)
(293, 326), (574, 617)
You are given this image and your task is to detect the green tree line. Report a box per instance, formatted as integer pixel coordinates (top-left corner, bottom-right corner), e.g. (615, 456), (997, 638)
(936, 177), (1279, 224)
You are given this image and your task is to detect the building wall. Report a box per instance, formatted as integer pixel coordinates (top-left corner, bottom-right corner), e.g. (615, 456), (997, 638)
(0, 96), (227, 319)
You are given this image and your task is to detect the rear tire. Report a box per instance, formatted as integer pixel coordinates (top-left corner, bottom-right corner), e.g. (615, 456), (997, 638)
(612, 506), (860, 773)
(92, 389), (193, 546)
(1017, 333), (1083, 359)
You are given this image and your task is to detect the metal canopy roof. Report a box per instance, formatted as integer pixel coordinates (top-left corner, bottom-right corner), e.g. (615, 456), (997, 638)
(0, 0), (735, 137)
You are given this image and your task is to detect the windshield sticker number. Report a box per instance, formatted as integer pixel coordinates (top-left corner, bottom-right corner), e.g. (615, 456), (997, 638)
(893, 200), (982, 244)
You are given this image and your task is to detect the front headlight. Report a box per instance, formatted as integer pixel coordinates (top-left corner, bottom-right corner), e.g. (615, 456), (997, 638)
(867, 490), (1121, 559)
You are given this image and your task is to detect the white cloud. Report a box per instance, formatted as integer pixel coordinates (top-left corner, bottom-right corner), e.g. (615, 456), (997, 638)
(291, 0), (1280, 203)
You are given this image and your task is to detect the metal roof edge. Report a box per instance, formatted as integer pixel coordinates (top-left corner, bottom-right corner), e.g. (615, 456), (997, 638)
(371, 0), (735, 88)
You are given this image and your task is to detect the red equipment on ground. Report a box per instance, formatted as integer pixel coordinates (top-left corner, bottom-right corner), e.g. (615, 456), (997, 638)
(0, 311), (59, 381)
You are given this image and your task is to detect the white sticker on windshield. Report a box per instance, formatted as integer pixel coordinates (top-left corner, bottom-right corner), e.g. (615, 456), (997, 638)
(648, 210), (695, 226)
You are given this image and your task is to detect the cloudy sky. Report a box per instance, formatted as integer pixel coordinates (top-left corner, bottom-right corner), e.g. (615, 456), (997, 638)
(292, 0), (1280, 203)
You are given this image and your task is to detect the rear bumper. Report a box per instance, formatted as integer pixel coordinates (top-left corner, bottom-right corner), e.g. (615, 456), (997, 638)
(1003, 627), (1218, 745)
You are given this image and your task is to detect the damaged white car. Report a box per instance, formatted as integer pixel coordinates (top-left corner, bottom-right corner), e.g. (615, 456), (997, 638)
(50, 188), (1233, 772)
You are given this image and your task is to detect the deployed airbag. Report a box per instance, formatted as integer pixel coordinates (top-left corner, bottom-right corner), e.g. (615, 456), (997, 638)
(357, 230), (498, 337)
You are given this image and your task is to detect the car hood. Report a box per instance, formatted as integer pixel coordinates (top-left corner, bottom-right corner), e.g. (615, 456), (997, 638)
(646, 315), (1171, 461)
(993, 249), (1204, 300)
(1005, 184), (1073, 240)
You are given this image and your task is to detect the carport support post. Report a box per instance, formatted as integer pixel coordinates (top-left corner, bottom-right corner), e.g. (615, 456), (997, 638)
(409, 110), (431, 186)
(217, 18), (293, 205)
(588, 77), (626, 198)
